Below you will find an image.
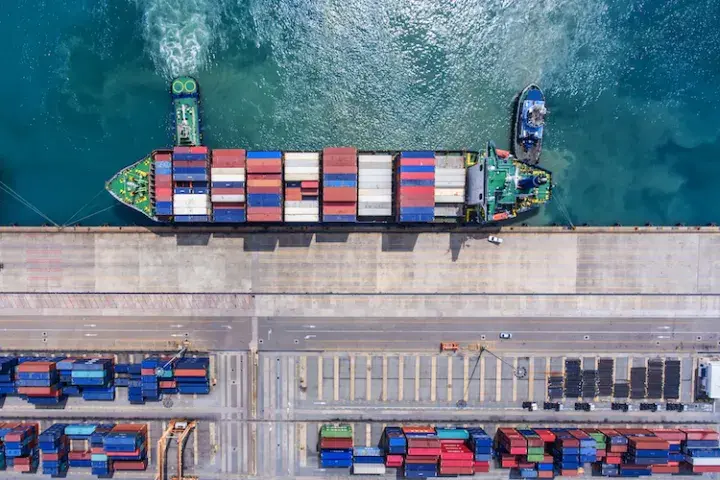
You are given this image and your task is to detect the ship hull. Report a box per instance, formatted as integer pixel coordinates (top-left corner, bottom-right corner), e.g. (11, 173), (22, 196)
(513, 84), (545, 165)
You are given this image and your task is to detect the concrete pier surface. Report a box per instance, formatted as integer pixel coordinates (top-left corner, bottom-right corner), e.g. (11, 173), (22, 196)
(1, 227), (719, 479)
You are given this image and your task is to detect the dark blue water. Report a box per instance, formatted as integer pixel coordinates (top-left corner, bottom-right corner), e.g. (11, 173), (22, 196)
(1, 0), (719, 226)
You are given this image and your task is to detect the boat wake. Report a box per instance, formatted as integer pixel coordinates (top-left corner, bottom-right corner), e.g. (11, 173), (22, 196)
(132, 0), (224, 78)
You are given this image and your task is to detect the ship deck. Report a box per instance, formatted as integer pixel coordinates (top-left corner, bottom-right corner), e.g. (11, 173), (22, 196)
(106, 156), (152, 216)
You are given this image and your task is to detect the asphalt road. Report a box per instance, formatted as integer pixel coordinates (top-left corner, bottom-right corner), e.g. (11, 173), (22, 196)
(3, 314), (718, 353)
(259, 316), (720, 353)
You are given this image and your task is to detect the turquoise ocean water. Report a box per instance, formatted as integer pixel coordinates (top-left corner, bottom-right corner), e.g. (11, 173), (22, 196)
(1, 0), (719, 226)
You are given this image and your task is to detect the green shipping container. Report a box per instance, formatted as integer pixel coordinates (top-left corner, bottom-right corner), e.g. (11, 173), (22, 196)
(528, 447), (545, 455)
(527, 454), (545, 462)
(320, 424), (353, 438)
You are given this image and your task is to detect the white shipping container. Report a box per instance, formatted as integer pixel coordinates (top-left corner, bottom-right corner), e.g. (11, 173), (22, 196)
(359, 194), (393, 203)
(352, 463), (386, 475)
(358, 207), (392, 216)
(284, 158), (319, 167)
(284, 152), (320, 162)
(211, 167), (246, 175)
(212, 194), (245, 202)
(358, 154), (393, 164)
(688, 458), (720, 466)
(359, 201), (392, 210)
(435, 180), (465, 188)
(435, 170), (466, 179)
(435, 155), (465, 168)
(173, 194), (210, 207)
(173, 207), (209, 215)
(284, 200), (319, 208)
(435, 188), (464, 198)
(359, 188), (392, 197)
(434, 204), (463, 217)
(211, 174), (246, 182)
(284, 207), (319, 215)
(284, 214), (320, 222)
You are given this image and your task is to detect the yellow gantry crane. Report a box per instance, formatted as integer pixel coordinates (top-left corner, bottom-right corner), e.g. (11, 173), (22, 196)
(156, 419), (198, 480)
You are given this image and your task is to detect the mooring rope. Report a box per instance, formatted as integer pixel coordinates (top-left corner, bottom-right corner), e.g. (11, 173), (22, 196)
(0, 181), (60, 227)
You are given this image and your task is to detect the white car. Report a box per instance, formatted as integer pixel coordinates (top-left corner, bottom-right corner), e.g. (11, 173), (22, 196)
(488, 236), (503, 245)
(500, 332), (512, 339)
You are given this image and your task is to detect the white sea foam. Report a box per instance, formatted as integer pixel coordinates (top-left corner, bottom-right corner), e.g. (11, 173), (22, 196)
(132, 0), (224, 78)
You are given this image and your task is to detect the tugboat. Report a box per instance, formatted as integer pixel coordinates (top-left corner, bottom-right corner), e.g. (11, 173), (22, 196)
(513, 84), (547, 165)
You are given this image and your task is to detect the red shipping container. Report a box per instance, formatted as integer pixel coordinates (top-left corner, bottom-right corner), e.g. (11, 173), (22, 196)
(398, 197), (434, 208)
(18, 362), (56, 372)
(156, 188), (172, 198)
(43, 453), (60, 461)
(141, 368), (155, 375)
(323, 188), (357, 202)
(113, 460), (148, 471)
(213, 148), (246, 157)
(284, 190), (302, 201)
(173, 146), (191, 154)
(111, 424), (148, 433)
(302, 188), (319, 196)
(560, 469), (579, 476)
(246, 162), (282, 174)
(681, 429), (719, 440)
(386, 454), (404, 467)
(69, 451), (91, 460)
(189, 146), (208, 154)
(248, 173), (280, 180)
(173, 160), (190, 167)
(301, 181), (319, 188)
(155, 153), (171, 161)
(246, 186), (282, 194)
(14, 457), (30, 465)
(91, 447), (105, 454)
(518, 462), (535, 469)
(474, 461), (490, 472)
(399, 157), (436, 166)
(212, 159), (245, 168)
(323, 205), (356, 215)
(400, 172), (435, 180)
(13, 465), (31, 473)
(652, 465), (680, 474)
(247, 213), (283, 222)
(324, 147), (357, 156)
(405, 456), (439, 463)
(439, 466), (473, 475)
(323, 165), (357, 174)
(320, 438), (353, 449)
(402, 426), (435, 434)
(538, 470), (554, 478)
(17, 386), (59, 396)
(173, 369), (207, 377)
(694, 466), (720, 473)
(159, 380), (177, 388)
(440, 444), (472, 460)
(211, 203), (245, 210)
(440, 459), (473, 467)
(187, 160), (207, 168)
(211, 188), (245, 195)
(248, 207), (282, 214)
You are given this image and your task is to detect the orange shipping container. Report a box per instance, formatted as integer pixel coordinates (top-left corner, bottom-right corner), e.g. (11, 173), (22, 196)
(248, 179), (282, 188)
(247, 213), (283, 222)
(18, 362), (56, 372)
(323, 205), (356, 215)
(111, 424), (148, 434)
(174, 369), (208, 377)
(324, 187), (357, 202)
(246, 162), (282, 174)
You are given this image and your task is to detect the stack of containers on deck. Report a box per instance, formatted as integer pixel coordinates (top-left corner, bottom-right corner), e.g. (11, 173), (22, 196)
(172, 146), (210, 222)
(90, 424), (114, 478)
(3, 424), (39, 473)
(174, 357), (210, 394)
(436, 428), (473, 476)
(105, 424), (148, 471)
(404, 426), (440, 478)
(397, 151), (435, 222)
(319, 425), (353, 468)
(56, 358), (79, 397)
(467, 428), (492, 473)
(650, 428), (684, 473)
(39, 424), (69, 477)
(624, 434), (669, 476)
(211, 149), (246, 223)
(381, 427), (406, 468)
(73, 359), (115, 401)
(357, 153), (393, 218)
(682, 428), (720, 474)
(154, 152), (173, 216)
(16, 361), (62, 405)
(433, 153), (466, 218)
(533, 429), (556, 477)
(283, 152), (320, 222)
(497, 428), (526, 470)
(0, 357), (18, 397)
(322, 147), (357, 222)
(552, 430), (580, 476)
(569, 429), (597, 464)
(246, 151), (283, 222)
(352, 447), (385, 475)
(65, 424), (95, 468)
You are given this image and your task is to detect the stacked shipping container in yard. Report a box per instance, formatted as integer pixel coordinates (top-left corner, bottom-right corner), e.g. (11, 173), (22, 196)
(358, 153), (393, 218)
(284, 152), (320, 222)
(397, 151), (436, 222)
(211, 149), (246, 223)
(172, 146), (211, 222)
(319, 425), (353, 468)
(434, 153), (466, 218)
(0, 423), (39, 473)
(322, 147), (358, 222)
(353, 447), (386, 475)
(153, 152), (173, 216)
(246, 151), (283, 222)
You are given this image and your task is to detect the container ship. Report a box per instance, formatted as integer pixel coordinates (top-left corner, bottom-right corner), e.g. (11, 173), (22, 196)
(106, 77), (552, 225)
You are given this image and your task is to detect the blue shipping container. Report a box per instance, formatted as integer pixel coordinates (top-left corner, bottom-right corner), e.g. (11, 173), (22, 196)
(247, 151), (282, 159)
(400, 151), (435, 159)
